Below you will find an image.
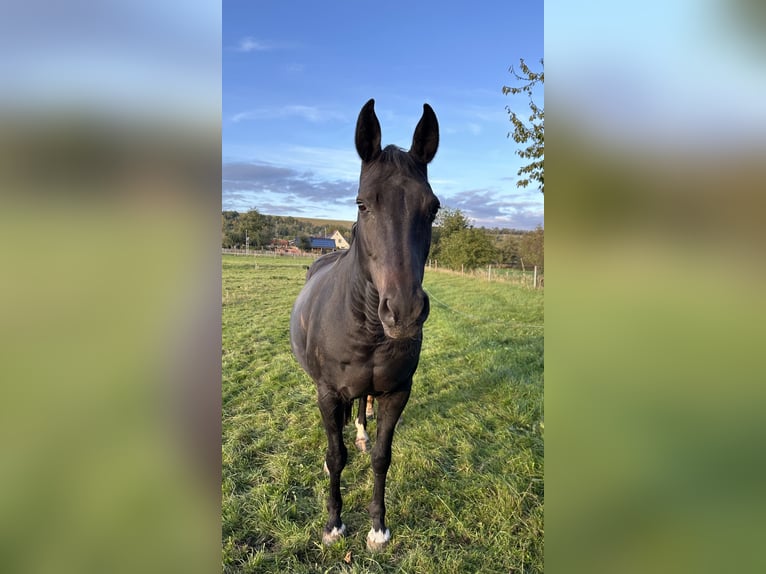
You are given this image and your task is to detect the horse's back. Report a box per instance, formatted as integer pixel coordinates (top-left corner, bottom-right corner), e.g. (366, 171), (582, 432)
(290, 251), (345, 374)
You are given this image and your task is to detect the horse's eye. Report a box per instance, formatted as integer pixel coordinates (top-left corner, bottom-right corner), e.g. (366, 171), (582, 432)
(356, 200), (367, 213)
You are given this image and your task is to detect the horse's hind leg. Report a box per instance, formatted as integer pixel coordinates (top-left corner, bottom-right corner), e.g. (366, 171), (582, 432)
(355, 395), (370, 452)
(317, 391), (348, 544)
(367, 388), (411, 551)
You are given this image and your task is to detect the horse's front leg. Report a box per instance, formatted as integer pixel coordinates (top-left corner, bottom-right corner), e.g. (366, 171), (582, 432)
(355, 395), (371, 452)
(366, 388), (410, 551)
(317, 391), (348, 544)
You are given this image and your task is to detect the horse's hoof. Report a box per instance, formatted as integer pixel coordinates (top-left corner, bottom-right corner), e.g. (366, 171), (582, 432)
(323, 460), (330, 476)
(322, 524), (347, 545)
(366, 528), (390, 552)
(355, 437), (369, 452)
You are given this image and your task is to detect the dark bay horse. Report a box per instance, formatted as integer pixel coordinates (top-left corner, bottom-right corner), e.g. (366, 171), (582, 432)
(290, 99), (439, 551)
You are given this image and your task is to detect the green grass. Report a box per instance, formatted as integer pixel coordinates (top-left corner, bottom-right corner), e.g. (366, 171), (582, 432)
(222, 254), (544, 573)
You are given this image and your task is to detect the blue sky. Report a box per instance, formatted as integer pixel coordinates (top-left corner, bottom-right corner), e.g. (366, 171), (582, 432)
(223, 1), (544, 229)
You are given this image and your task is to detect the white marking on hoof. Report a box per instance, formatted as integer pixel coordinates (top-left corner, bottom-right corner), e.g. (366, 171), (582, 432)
(323, 460), (329, 476)
(322, 523), (346, 545)
(354, 420), (370, 452)
(366, 528), (390, 551)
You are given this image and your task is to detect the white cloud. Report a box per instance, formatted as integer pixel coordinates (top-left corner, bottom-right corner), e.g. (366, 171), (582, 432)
(236, 36), (271, 52)
(441, 188), (544, 230)
(222, 160), (358, 216)
(230, 105), (347, 124)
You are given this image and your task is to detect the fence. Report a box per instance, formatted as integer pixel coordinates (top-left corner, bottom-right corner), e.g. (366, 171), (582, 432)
(221, 250), (543, 288)
(426, 260), (543, 288)
(222, 248), (315, 258)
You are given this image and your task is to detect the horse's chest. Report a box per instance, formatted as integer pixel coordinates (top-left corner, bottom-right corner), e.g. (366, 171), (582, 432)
(369, 342), (421, 387)
(323, 340), (420, 395)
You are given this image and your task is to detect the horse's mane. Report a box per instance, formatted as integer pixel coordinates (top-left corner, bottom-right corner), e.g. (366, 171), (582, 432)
(374, 145), (425, 174)
(305, 250), (345, 281)
(305, 223), (359, 282)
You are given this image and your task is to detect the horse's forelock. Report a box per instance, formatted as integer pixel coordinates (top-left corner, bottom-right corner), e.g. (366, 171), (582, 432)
(365, 145), (426, 177)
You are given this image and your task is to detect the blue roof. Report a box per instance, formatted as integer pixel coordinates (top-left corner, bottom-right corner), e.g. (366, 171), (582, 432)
(309, 238), (336, 249)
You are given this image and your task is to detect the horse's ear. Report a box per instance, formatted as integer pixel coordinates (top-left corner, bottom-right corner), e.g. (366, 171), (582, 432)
(355, 99), (382, 163)
(409, 103), (439, 164)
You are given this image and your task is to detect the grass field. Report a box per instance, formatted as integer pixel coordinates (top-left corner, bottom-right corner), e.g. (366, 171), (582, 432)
(222, 254), (544, 573)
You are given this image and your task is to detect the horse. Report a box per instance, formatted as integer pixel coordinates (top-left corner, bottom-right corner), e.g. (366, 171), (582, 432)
(290, 98), (440, 551)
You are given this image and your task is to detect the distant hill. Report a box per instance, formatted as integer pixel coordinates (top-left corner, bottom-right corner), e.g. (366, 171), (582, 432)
(222, 210), (355, 249)
(290, 216), (356, 230)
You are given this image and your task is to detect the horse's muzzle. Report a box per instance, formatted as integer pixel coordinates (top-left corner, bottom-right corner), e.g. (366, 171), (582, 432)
(378, 290), (430, 340)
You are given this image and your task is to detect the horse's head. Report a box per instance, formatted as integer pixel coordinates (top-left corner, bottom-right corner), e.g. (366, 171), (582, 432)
(353, 99), (440, 340)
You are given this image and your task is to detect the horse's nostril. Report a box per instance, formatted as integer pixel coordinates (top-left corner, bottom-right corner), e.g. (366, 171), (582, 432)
(378, 298), (397, 326)
(379, 292), (428, 331)
(420, 293), (430, 321)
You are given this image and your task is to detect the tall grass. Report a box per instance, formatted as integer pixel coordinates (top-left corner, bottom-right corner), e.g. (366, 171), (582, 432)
(222, 255), (544, 573)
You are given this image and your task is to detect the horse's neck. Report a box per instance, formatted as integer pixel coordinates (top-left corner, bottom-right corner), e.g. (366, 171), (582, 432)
(340, 244), (382, 331)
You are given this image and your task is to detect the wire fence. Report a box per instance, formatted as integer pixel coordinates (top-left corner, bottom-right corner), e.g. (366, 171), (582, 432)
(222, 248), (317, 258)
(221, 250), (544, 288)
(426, 260), (544, 289)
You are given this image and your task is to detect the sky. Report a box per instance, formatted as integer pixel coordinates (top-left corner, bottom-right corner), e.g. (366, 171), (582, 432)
(222, 1), (544, 230)
(0, 1), (220, 118)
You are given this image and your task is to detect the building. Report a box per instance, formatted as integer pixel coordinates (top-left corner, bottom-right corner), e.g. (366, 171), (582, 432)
(329, 230), (350, 250)
(295, 230), (350, 254)
(308, 237), (337, 253)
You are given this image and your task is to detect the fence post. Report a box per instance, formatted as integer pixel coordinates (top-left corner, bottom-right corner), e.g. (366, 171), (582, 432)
(533, 265), (538, 288)
(488, 265), (492, 281)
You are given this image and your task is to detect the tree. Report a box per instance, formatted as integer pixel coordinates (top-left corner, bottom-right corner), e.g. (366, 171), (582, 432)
(429, 207), (470, 261)
(430, 207), (497, 270)
(503, 58), (544, 193)
(297, 235), (312, 251)
(221, 209), (274, 248)
(496, 233), (522, 267)
(222, 211), (241, 248)
(438, 228), (497, 271)
(238, 209), (273, 248)
(518, 225), (544, 269)
(436, 207), (471, 236)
